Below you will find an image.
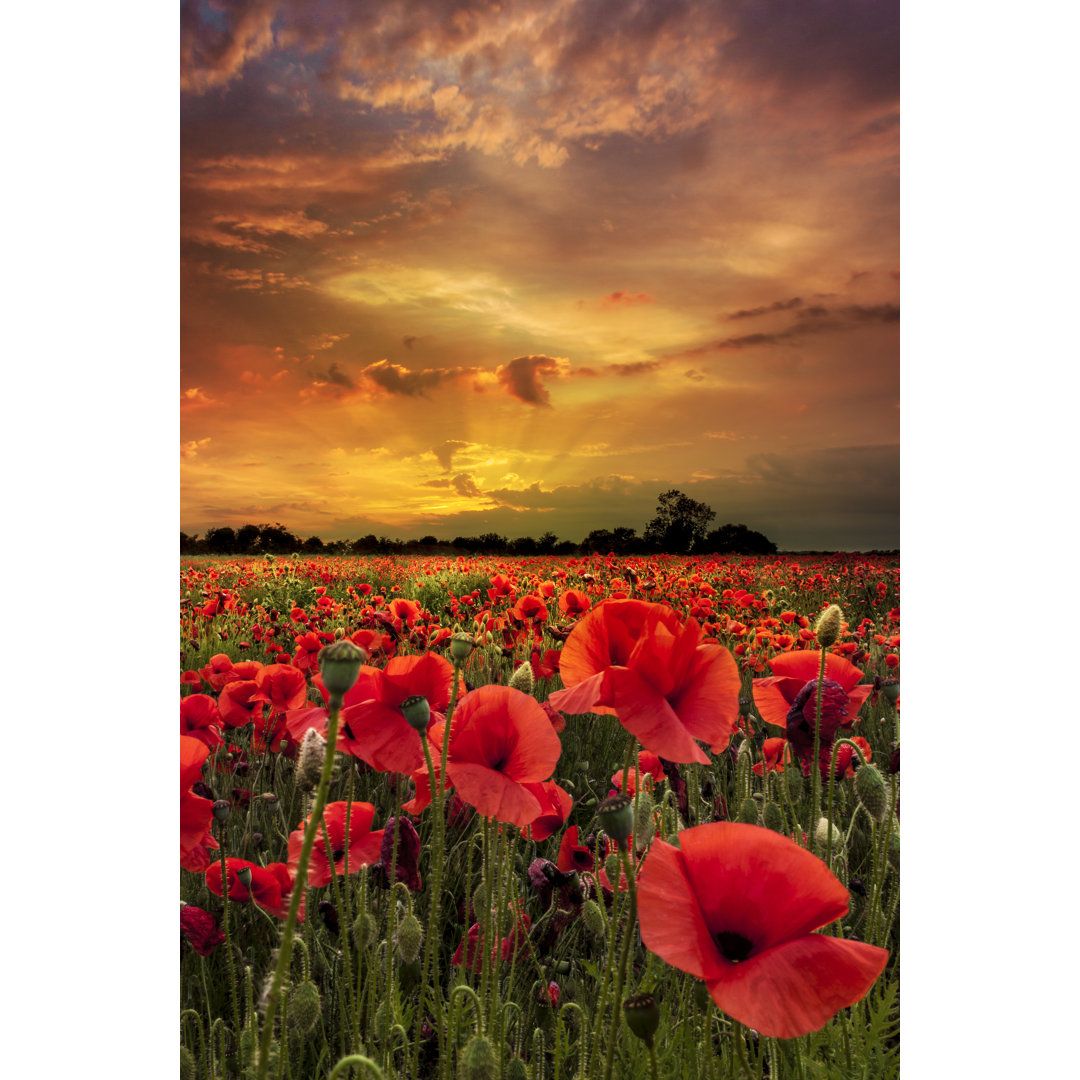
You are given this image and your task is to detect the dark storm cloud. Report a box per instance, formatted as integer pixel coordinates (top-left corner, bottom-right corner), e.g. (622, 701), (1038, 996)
(609, 360), (662, 377)
(432, 439), (471, 471)
(358, 359), (485, 397)
(312, 362), (354, 389)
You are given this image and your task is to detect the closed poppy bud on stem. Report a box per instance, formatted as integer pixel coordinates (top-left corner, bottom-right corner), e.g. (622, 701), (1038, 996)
(814, 605), (844, 649)
(853, 763), (889, 823)
(623, 992), (660, 1048)
(317, 640), (366, 698)
(598, 793), (634, 848)
(509, 661), (535, 695)
(399, 694), (431, 732)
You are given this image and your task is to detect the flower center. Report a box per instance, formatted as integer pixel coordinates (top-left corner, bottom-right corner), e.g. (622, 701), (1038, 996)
(714, 930), (755, 964)
(332, 848), (345, 862)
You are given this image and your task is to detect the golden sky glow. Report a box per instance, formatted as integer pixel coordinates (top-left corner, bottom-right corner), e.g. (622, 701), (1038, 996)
(181, 0), (899, 549)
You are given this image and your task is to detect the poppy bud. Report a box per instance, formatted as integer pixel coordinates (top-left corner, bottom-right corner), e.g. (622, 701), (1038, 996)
(236, 866), (253, 888)
(633, 791), (656, 852)
(288, 980), (322, 1036)
(212, 799), (231, 823)
(598, 793), (634, 848)
(334, 626), (346, 639)
(762, 802), (785, 834)
(853, 763), (889, 823)
(623, 993), (661, 1048)
(395, 912), (423, 965)
(738, 798), (760, 826)
(583, 899), (605, 937)
(399, 694), (431, 732)
(297, 729), (327, 793)
(457, 1034), (498, 1080)
(505, 1058), (528, 1080)
(814, 604), (844, 648)
(350, 911), (377, 950)
(813, 817), (842, 856)
(180, 1046), (196, 1080)
(509, 661), (535, 695)
(317, 640), (367, 698)
(450, 632), (475, 663)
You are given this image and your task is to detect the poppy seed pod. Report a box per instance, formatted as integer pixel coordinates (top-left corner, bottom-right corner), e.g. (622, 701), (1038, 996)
(623, 992), (661, 1048)
(881, 679), (900, 704)
(235, 865), (253, 888)
(450, 632), (475, 663)
(509, 661), (535, 695)
(457, 1034), (498, 1080)
(598, 793), (634, 848)
(212, 799), (231, 823)
(814, 605), (844, 649)
(317, 639), (366, 698)
(399, 694), (431, 732)
(853, 763), (889, 823)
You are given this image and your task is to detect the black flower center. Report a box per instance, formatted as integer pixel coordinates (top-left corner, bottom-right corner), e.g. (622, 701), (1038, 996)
(714, 930), (755, 964)
(332, 848), (345, 862)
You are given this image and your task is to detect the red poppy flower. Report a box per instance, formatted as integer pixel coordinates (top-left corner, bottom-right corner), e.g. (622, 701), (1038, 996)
(205, 858), (301, 920)
(805, 736), (874, 781)
(217, 679), (266, 729)
(180, 694), (224, 749)
(288, 652), (458, 775)
(252, 663), (308, 714)
(549, 600), (740, 764)
(180, 904), (225, 956)
(180, 736), (217, 867)
(442, 686), (563, 826)
(752, 652), (871, 764)
(556, 825), (594, 874)
(452, 898), (531, 972)
(637, 823), (888, 1038)
(558, 589), (592, 618)
(512, 594), (549, 625)
(520, 780), (573, 841)
(181, 669), (203, 689)
(752, 738), (792, 777)
(199, 653), (237, 692)
(611, 751), (667, 794)
(287, 801), (385, 888)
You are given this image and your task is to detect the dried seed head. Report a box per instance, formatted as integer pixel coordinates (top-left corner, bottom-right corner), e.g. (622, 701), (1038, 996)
(814, 604), (844, 649)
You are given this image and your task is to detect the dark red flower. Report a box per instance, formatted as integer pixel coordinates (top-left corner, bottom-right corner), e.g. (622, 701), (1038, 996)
(375, 816), (422, 892)
(181, 904), (225, 956)
(556, 825), (594, 874)
(549, 600), (740, 764)
(637, 823), (888, 1038)
(752, 652), (871, 765)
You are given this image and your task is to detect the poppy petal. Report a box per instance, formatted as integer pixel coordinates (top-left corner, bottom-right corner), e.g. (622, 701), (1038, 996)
(768, 651), (865, 695)
(678, 824), (851, 953)
(447, 762), (544, 826)
(636, 838), (725, 981)
(706, 934), (889, 1039)
(547, 671), (612, 716)
(338, 702), (425, 774)
(752, 676), (805, 730)
(607, 667), (709, 764)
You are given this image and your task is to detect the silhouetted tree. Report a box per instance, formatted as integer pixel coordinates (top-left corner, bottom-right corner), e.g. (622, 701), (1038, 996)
(536, 531), (558, 554)
(203, 526), (238, 554)
(302, 535), (325, 553)
(236, 523), (261, 553)
(700, 523), (778, 555)
(643, 490), (716, 553)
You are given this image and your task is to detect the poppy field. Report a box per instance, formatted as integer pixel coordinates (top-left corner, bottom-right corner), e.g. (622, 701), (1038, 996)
(180, 552), (900, 1079)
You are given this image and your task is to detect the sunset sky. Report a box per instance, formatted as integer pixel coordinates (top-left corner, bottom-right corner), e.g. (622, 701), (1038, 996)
(180, 0), (899, 551)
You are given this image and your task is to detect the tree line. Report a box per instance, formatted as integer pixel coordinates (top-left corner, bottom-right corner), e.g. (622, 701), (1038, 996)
(181, 490), (778, 557)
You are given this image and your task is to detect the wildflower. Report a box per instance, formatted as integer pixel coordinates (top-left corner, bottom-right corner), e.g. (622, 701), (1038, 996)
(637, 822), (888, 1038)
(205, 858), (301, 920)
(287, 801), (385, 888)
(180, 903), (225, 956)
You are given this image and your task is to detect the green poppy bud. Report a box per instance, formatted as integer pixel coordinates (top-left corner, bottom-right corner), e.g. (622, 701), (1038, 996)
(762, 802), (785, 834)
(395, 912), (423, 965)
(738, 797), (760, 825)
(288, 980), (322, 1036)
(180, 1046), (196, 1080)
(853, 763), (889, 823)
(509, 661), (535, 695)
(623, 992), (661, 1048)
(458, 1035), (498, 1080)
(318, 639), (366, 698)
(583, 899), (605, 937)
(399, 694), (431, 732)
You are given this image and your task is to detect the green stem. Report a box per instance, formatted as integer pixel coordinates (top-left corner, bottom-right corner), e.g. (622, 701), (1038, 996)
(255, 694), (345, 1080)
(810, 649), (827, 830)
(602, 844), (639, 1080)
(215, 821), (244, 1061)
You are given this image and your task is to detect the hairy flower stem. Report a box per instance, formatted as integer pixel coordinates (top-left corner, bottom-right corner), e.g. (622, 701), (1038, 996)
(255, 694), (344, 1080)
(215, 822), (244, 1060)
(319, 814), (357, 1045)
(602, 843), (639, 1080)
(411, 661), (460, 1077)
(825, 737), (868, 870)
(810, 649), (827, 832)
